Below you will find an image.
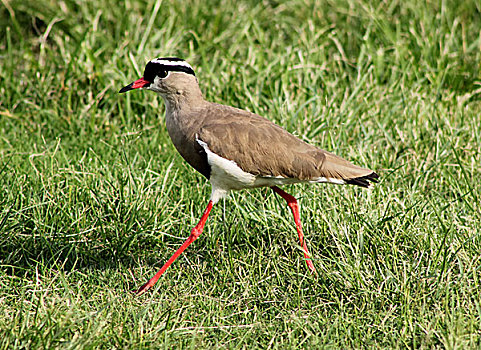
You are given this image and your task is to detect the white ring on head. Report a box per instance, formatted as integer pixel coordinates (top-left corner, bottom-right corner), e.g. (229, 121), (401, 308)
(150, 59), (193, 70)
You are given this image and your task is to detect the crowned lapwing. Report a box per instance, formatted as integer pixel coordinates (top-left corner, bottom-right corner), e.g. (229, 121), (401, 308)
(120, 57), (379, 295)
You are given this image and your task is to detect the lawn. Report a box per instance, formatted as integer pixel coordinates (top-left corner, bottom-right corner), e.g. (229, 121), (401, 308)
(1, 0), (480, 348)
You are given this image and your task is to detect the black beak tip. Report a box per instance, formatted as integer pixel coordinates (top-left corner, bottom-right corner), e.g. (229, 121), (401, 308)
(119, 83), (133, 94)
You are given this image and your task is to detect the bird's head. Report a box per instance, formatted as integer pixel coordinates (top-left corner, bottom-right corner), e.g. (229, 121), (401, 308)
(119, 57), (198, 99)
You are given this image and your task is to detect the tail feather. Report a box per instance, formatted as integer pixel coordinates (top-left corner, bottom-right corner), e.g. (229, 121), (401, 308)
(345, 172), (379, 188)
(319, 152), (379, 188)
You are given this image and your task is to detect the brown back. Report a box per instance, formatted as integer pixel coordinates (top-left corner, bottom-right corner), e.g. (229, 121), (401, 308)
(194, 103), (375, 181)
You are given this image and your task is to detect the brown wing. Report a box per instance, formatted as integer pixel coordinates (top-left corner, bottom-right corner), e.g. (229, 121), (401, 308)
(197, 103), (378, 186)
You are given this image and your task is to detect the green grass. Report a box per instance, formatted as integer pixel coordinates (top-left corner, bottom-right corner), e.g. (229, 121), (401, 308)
(1, 0), (481, 348)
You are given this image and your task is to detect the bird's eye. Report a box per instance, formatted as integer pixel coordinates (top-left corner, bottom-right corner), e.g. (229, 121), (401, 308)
(158, 70), (168, 79)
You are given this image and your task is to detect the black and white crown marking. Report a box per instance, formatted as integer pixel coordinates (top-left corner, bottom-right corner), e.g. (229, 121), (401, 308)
(143, 57), (195, 82)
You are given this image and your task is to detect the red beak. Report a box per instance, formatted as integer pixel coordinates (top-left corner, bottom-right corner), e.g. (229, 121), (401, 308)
(119, 77), (150, 93)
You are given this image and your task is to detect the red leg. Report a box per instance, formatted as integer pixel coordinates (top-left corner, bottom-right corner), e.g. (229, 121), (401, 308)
(272, 186), (316, 273)
(136, 200), (214, 295)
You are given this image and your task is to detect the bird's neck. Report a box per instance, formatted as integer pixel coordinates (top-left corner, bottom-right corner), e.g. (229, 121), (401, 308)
(161, 85), (206, 114)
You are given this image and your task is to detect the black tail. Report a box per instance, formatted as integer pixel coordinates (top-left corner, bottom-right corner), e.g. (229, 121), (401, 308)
(345, 172), (379, 188)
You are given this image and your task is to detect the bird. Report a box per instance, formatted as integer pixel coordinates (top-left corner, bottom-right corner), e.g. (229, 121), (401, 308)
(119, 57), (379, 295)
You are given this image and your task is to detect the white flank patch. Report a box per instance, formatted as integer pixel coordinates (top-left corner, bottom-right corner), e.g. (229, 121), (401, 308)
(151, 58), (194, 70)
(253, 176), (301, 187)
(196, 137), (256, 203)
(314, 177), (346, 185)
(256, 175), (346, 187)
